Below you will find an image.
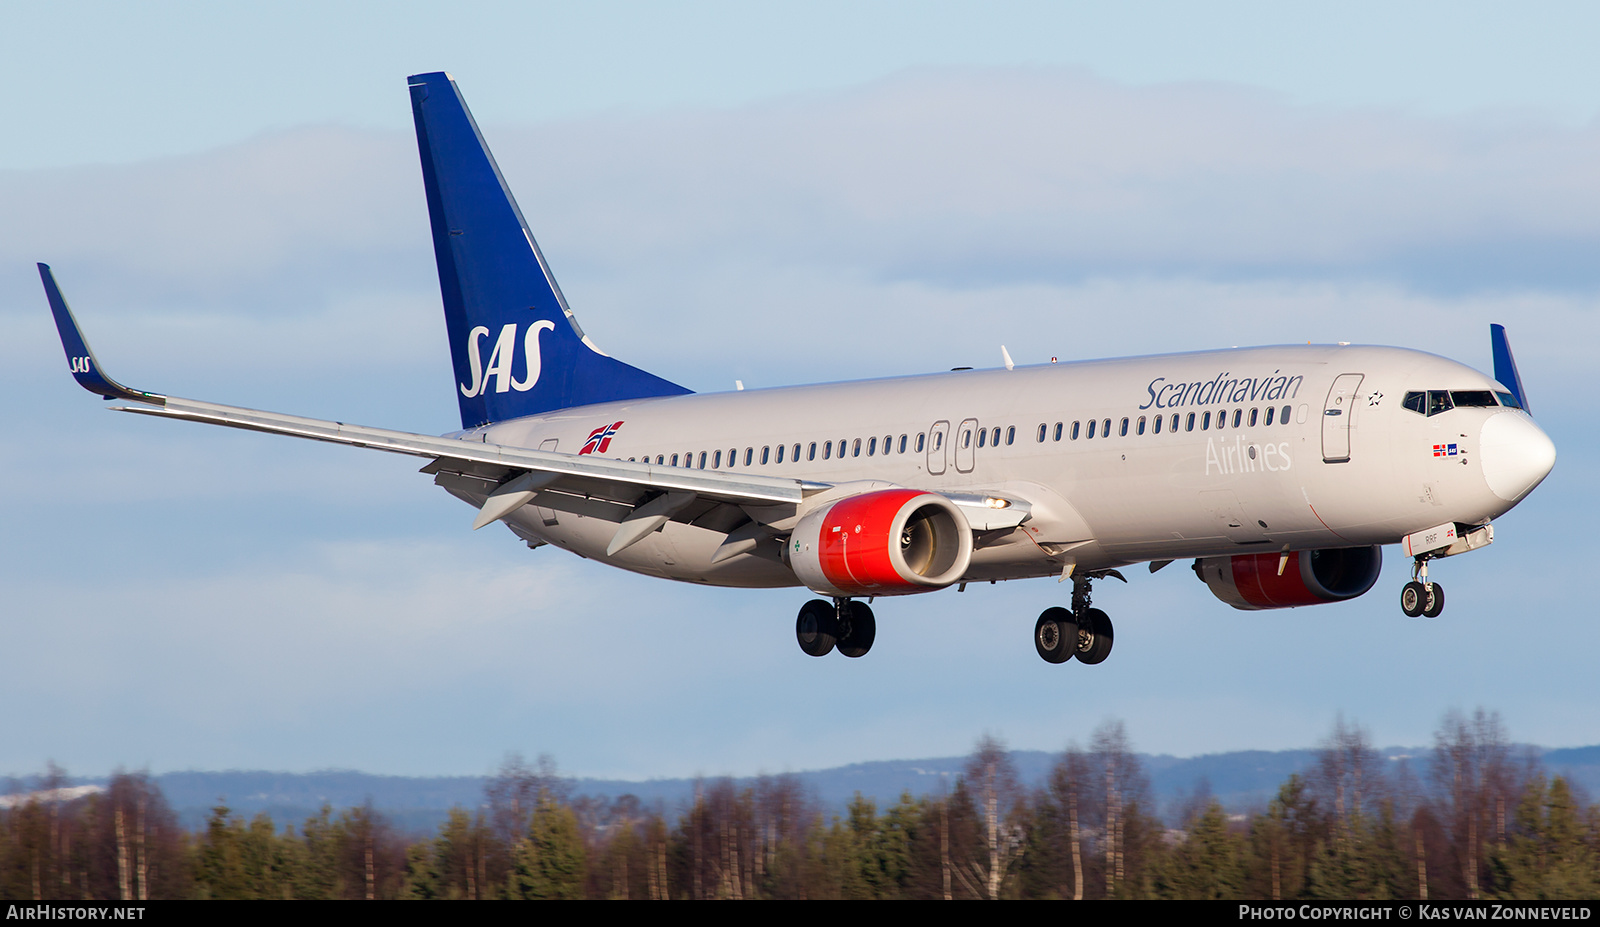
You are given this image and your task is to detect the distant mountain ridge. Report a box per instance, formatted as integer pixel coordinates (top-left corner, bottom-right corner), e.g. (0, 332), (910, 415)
(19, 744), (1598, 835)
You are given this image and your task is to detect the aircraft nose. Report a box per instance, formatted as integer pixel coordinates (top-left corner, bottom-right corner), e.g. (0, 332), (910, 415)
(1479, 411), (1556, 502)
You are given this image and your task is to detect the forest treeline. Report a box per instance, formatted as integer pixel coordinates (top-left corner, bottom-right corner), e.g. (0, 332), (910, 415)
(3, 709), (1597, 900)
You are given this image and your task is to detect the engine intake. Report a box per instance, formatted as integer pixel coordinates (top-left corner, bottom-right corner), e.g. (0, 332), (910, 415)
(789, 489), (973, 597)
(1196, 546), (1382, 610)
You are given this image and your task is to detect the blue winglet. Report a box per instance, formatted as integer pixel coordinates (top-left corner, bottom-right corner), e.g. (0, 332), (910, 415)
(407, 72), (692, 429)
(1489, 323), (1529, 415)
(38, 263), (165, 405)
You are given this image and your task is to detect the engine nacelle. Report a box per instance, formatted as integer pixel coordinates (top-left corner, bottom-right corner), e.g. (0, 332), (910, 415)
(1195, 546), (1382, 610)
(789, 489), (973, 597)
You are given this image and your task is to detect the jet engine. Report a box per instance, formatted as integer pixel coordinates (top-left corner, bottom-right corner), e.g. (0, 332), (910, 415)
(1195, 546), (1382, 610)
(789, 489), (973, 597)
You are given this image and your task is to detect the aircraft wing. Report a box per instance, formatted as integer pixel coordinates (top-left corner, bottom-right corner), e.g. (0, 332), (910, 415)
(40, 264), (826, 535)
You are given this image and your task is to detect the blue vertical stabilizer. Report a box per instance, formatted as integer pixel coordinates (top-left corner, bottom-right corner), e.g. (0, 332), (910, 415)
(408, 72), (691, 429)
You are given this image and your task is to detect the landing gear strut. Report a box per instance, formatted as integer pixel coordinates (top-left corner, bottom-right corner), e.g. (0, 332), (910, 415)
(1401, 556), (1445, 619)
(795, 598), (876, 658)
(1035, 570), (1123, 665)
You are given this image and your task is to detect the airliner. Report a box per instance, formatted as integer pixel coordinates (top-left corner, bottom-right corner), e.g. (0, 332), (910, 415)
(40, 72), (1557, 665)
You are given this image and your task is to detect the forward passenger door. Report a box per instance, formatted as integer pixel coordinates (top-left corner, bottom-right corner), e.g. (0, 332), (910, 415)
(1321, 373), (1365, 463)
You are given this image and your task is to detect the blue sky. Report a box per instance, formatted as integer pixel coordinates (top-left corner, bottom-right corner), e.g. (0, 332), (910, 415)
(3, 2), (1598, 780)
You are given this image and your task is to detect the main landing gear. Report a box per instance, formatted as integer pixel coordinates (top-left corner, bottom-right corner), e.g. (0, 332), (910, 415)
(1400, 556), (1445, 619)
(1035, 571), (1122, 665)
(795, 598), (876, 658)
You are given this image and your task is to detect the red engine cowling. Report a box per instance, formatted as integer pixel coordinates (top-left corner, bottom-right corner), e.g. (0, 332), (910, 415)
(1195, 546), (1382, 610)
(789, 489), (973, 597)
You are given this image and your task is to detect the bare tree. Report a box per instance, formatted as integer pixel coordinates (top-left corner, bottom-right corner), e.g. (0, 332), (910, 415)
(1091, 720), (1144, 897)
(1044, 745), (1091, 899)
(1431, 708), (1516, 900)
(1315, 714), (1385, 840)
(964, 735), (1024, 899)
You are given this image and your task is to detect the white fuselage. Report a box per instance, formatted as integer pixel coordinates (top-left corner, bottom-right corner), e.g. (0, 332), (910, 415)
(449, 343), (1545, 592)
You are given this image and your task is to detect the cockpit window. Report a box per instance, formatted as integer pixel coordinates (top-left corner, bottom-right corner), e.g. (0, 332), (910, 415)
(1451, 390), (1497, 408)
(1407, 389), (1505, 415)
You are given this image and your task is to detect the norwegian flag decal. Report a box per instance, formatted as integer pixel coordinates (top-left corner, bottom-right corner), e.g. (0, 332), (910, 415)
(580, 421), (624, 455)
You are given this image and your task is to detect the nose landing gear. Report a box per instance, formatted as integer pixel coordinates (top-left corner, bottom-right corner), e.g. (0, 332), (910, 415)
(795, 598), (876, 657)
(1035, 570), (1123, 665)
(1401, 556), (1445, 618)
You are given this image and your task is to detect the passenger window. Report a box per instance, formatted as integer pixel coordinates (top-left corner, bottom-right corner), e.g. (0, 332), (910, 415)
(1087, 420), (1096, 439)
(1265, 407), (1275, 426)
(699, 451), (707, 469)
(1232, 409), (1242, 428)
(977, 429), (986, 448)
(1186, 413), (1196, 432)
(1169, 413), (1179, 432)
(1152, 415), (1161, 434)
(728, 448), (736, 466)
(898, 434), (907, 453)
(808, 442), (817, 461)
(671, 453), (679, 466)
(1402, 392), (1427, 415)
(1072, 422), (1081, 440)
(916, 433), (926, 452)
(1201, 411), (1211, 430)
(992, 427), (1001, 446)
(1007, 426), (1016, 445)
(1451, 390), (1496, 408)
(744, 448), (753, 466)
(1120, 417), (1129, 437)
(1103, 419), (1111, 438)
(793, 443), (800, 462)
(713, 450), (722, 468)
(853, 439), (862, 457)
(1053, 422), (1063, 441)
(933, 432), (942, 450)
(776, 444), (785, 463)
(1249, 408), (1258, 427)
(823, 441), (832, 460)
(1280, 405), (1291, 424)
(1037, 423), (1047, 442)
(869, 436), (878, 455)
(761, 446), (770, 464)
